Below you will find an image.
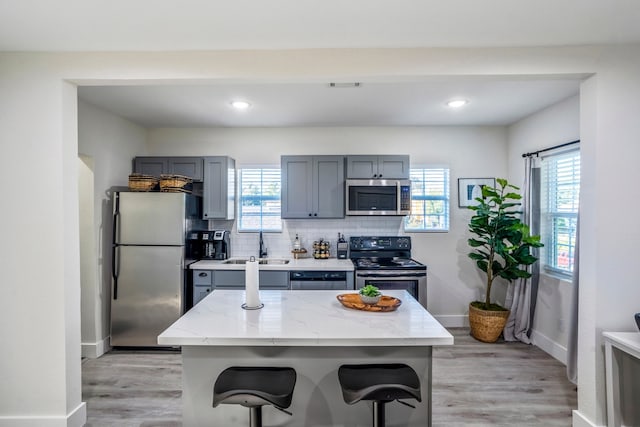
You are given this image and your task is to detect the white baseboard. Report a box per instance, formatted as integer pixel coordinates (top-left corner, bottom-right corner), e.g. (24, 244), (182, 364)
(573, 409), (600, 427)
(81, 336), (110, 359)
(530, 329), (567, 365)
(433, 314), (468, 328)
(0, 402), (86, 427)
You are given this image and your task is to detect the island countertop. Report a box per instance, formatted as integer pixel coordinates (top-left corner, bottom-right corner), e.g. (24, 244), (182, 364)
(158, 289), (453, 347)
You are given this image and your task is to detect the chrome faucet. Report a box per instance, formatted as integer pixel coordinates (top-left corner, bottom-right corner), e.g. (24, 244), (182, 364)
(259, 230), (268, 258)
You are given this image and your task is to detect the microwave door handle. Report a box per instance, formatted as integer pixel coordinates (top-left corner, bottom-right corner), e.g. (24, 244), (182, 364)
(397, 181), (402, 213)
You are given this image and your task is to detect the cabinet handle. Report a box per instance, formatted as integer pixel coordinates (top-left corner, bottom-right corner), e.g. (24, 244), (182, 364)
(379, 174), (383, 178)
(309, 213), (312, 216)
(199, 272), (207, 277)
(373, 174), (378, 178)
(314, 213), (318, 217)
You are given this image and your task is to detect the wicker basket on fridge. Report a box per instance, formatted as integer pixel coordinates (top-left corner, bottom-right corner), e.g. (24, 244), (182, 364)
(159, 174), (193, 193)
(128, 173), (159, 192)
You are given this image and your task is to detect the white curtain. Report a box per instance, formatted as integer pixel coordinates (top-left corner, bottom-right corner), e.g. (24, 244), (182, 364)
(503, 156), (541, 343)
(566, 217), (579, 383)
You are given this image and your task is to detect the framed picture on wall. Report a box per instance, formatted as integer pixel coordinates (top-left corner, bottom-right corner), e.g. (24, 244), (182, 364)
(458, 178), (496, 208)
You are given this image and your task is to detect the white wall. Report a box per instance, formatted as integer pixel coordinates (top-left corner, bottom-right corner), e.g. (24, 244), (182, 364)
(1, 46), (637, 427)
(507, 95), (580, 362)
(148, 125), (508, 323)
(77, 100), (148, 357)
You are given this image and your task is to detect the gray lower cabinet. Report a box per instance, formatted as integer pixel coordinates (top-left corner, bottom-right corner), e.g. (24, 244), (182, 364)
(192, 269), (213, 306)
(346, 155), (410, 179)
(215, 270), (290, 290)
(203, 156), (235, 220)
(281, 155), (344, 218)
(134, 156), (204, 181)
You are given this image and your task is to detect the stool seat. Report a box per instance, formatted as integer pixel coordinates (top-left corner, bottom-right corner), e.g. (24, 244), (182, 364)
(213, 366), (296, 410)
(338, 363), (421, 404)
(338, 364), (421, 427)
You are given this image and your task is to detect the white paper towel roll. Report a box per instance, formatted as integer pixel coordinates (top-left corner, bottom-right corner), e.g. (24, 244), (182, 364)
(245, 258), (261, 308)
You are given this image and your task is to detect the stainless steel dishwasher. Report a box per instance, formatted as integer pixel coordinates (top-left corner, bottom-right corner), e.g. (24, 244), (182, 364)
(289, 271), (349, 290)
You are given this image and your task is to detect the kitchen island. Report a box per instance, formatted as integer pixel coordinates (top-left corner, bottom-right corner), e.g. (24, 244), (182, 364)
(158, 289), (453, 426)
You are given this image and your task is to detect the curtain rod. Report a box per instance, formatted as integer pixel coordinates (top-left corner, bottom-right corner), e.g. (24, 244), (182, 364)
(522, 139), (580, 158)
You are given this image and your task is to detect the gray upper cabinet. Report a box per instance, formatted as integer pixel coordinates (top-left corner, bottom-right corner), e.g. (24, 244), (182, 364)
(281, 155), (344, 219)
(134, 156), (204, 181)
(346, 155), (410, 179)
(169, 157), (204, 181)
(133, 157), (168, 177)
(202, 156), (235, 220)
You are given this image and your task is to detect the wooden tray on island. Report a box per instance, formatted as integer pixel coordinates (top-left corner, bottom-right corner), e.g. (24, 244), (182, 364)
(336, 294), (402, 312)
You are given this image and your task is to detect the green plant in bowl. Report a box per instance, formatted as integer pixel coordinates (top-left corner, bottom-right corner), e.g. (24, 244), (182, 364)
(359, 285), (381, 304)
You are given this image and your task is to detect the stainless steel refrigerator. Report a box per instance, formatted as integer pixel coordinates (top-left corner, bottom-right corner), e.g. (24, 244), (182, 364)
(111, 191), (206, 347)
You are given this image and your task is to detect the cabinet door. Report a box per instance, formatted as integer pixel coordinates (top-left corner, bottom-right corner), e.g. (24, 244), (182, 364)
(203, 157), (235, 219)
(346, 155), (378, 178)
(193, 285), (212, 306)
(281, 156), (314, 218)
(314, 156), (345, 218)
(378, 155), (410, 179)
(259, 271), (290, 290)
(169, 157), (204, 181)
(214, 270), (245, 289)
(133, 157), (169, 177)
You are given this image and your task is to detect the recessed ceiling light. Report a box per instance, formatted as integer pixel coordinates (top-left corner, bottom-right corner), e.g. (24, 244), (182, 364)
(231, 100), (251, 110)
(446, 99), (468, 108)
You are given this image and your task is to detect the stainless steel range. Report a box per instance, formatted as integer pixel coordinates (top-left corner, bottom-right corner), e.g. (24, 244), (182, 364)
(350, 236), (427, 308)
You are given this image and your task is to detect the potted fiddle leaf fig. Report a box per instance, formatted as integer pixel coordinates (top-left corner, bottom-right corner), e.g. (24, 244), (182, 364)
(467, 178), (543, 342)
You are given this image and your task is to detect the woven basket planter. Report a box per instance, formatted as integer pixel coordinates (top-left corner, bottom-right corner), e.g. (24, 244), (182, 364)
(468, 303), (510, 343)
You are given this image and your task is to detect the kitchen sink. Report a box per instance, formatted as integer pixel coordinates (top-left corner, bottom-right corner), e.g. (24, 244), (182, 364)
(259, 259), (289, 265)
(223, 258), (290, 265)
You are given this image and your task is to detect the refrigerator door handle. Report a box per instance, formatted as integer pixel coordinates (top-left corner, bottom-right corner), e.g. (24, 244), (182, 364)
(112, 245), (120, 300)
(112, 197), (120, 299)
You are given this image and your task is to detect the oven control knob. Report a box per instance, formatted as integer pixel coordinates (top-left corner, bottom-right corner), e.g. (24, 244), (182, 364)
(397, 238), (409, 248)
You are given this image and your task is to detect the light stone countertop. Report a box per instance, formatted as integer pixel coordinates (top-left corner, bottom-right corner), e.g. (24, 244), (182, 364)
(158, 289), (453, 347)
(190, 257), (355, 271)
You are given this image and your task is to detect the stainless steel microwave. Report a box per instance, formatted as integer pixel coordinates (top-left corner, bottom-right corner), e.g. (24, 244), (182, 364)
(345, 179), (411, 216)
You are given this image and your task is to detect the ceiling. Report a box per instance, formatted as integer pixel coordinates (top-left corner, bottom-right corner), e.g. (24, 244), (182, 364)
(2, 0), (640, 51)
(8, 0), (632, 127)
(78, 78), (581, 128)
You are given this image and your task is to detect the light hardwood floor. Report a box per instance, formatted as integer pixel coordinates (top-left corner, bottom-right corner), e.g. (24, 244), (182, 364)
(82, 328), (577, 426)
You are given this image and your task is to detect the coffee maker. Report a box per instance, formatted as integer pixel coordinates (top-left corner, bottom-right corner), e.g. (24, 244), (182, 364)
(212, 230), (230, 260)
(199, 231), (217, 259)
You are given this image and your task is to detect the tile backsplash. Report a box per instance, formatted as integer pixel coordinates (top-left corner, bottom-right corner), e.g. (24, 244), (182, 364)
(207, 217), (405, 258)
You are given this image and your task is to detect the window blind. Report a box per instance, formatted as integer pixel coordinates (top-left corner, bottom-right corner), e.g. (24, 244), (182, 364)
(404, 168), (450, 232)
(541, 150), (580, 274)
(238, 168), (282, 232)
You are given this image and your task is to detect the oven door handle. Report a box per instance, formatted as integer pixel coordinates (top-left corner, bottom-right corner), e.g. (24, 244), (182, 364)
(356, 272), (426, 278)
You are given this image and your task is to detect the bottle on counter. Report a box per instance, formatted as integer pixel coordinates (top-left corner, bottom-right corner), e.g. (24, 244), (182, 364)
(293, 234), (301, 251)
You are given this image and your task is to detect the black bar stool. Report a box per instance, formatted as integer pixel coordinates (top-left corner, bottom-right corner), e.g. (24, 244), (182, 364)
(212, 366), (296, 427)
(338, 363), (421, 427)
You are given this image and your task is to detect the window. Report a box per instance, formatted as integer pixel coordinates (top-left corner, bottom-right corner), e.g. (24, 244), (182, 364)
(541, 150), (580, 276)
(238, 167), (282, 232)
(404, 168), (450, 232)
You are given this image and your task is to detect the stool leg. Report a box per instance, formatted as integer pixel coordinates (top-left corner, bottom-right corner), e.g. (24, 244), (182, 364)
(249, 406), (262, 427)
(372, 401), (385, 427)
